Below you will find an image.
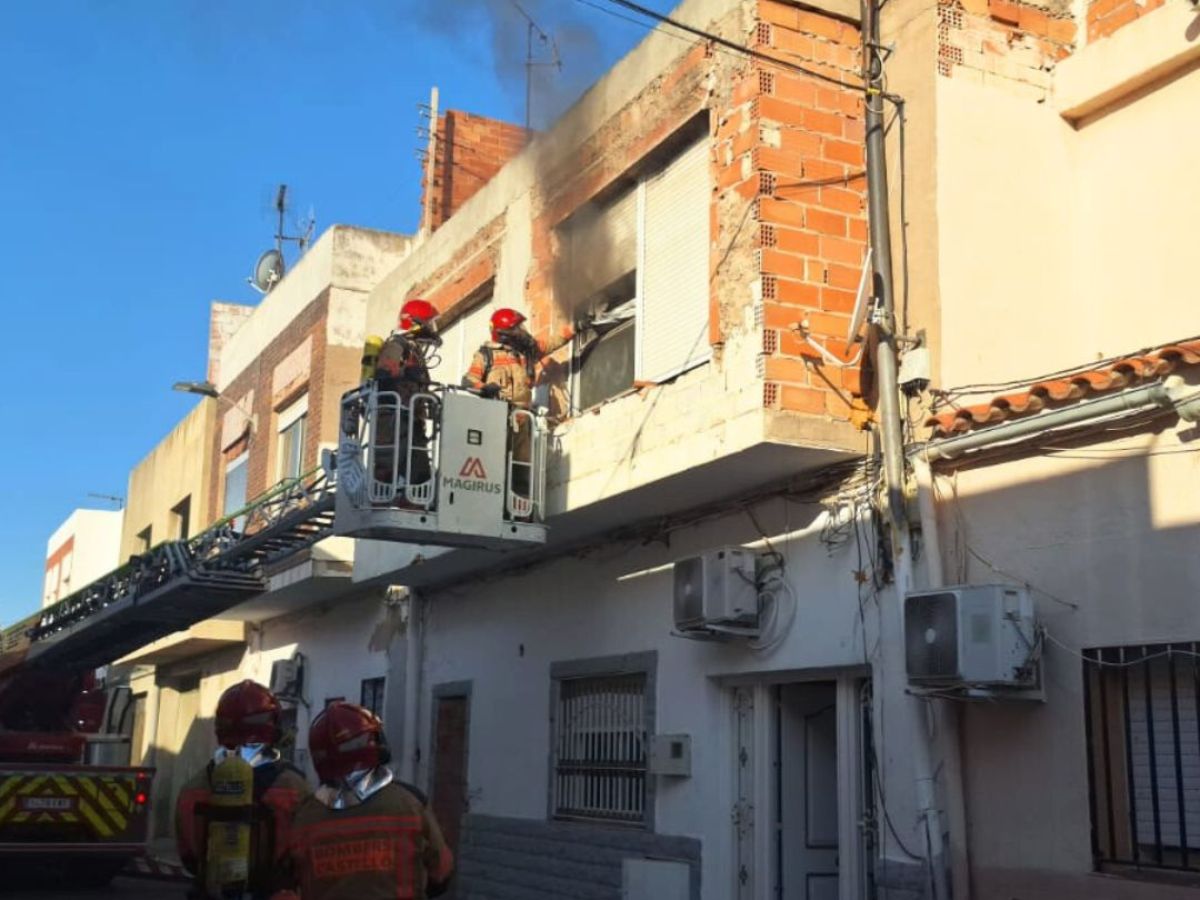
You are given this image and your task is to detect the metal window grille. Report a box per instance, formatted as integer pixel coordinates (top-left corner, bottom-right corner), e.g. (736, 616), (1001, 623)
(1083, 643), (1200, 874)
(361, 677), (386, 719)
(553, 673), (648, 825)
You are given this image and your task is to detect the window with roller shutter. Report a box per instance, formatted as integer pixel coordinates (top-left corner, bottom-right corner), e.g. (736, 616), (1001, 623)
(560, 130), (711, 413)
(638, 135), (712, 383)
(428, 291), (494, 387)
(1083, 643), (1200, 875)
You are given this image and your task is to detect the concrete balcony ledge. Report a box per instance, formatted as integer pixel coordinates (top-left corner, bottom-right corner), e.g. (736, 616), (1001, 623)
(117, 620), (247, 666)
(1055, 2), (1200, 122)
(354, 435), (856, 593)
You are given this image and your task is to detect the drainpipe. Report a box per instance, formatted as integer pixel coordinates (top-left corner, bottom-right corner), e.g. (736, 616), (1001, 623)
(913, 456), (969, 900)
(921, 381), (1176, 462)
(861, 0), (951, 895)
(400, 589), (426, 786)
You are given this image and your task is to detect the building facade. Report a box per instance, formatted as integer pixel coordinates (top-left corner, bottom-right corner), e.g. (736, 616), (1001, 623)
(344, 1), (1200, 899)
(42, 508), (124, 608)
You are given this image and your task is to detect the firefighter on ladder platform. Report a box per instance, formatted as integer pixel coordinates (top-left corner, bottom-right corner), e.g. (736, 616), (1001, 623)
(288, 701), (454, 900)
(175, 680), (310, 900)
(358, 299), (441, 496)
(462, 308), (570, 500)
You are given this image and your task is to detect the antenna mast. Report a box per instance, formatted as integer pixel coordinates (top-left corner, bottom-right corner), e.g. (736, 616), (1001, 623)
(509, 0), (561, 132)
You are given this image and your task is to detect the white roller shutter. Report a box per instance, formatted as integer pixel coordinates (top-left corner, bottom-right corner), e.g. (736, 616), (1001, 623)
(429, 318), (462, 387)
(638, 137), (712, 383)
(457, 300), (495, 368)
(1127, 657), (1200, 849)
(431, 298), (494, 387)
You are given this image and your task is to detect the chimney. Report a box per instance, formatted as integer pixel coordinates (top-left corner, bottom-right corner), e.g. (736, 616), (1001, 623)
(420, 102), (528, 234)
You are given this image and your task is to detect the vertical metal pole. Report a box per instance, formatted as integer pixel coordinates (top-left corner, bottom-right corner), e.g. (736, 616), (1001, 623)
(525, 21), (534, 133)
(860, 0), (948, 894)
(421, 87), (440, 237)
(1143, 650), (1163, 865)
(1082, 653), (1101, 865)
(1120, 647), (1141, 864)
(1167, 650), (1188, 868)
(861, 0), (904, 526)
(1096, 656), (1117, 861)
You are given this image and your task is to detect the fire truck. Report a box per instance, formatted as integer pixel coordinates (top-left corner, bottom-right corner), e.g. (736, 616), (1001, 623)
(0, 381), (546, 886)
(0, 619), (152, 887)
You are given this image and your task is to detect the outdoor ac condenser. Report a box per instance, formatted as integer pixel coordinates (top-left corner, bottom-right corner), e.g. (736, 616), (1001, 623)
(673, 547), (759, 633)
(904, 585), (1036, 688)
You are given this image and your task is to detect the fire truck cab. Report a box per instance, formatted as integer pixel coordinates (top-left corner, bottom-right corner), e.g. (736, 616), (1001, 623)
(331, 384), (548, 549)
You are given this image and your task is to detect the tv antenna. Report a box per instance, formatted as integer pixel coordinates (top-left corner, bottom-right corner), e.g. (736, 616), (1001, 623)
(509, 0), (561, 132)
(248, 184), (316, 294)
(87, 493), (124, 510)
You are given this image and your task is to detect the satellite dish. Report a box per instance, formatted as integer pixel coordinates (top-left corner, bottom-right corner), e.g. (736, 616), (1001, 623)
(251, 248), (285, 293)
(846, 247), (875, 345)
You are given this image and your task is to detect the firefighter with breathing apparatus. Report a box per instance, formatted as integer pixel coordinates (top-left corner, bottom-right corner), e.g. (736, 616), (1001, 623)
(462, 308), (572, 501)
(356, 299), (441, 496)
(175, 680), (310, 899)
(288, 701), (454, 900)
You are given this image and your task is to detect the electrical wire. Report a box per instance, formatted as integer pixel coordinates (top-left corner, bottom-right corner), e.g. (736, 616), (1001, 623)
(932, 333), (1200, 400)
(1041, 443), (1200, 459)
(1042, 629), (1200, 667)
(573, 0), (696, 41)
(585, 0), (879, 95)
(934, 472), (1080, 611)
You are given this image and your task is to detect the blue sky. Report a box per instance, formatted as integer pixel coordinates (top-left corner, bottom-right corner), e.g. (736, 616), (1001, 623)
(0, 0), (665, 625)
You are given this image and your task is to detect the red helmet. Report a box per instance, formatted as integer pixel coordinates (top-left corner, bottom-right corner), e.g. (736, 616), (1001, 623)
(214, 681), (281, 748)
(308, 701), (388, 783)
(490, 307), (526, 342)
(399, 298), (438, 333)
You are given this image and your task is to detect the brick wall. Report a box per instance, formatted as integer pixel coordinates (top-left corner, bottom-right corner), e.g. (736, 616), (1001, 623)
(399, 1), (875, 429)
(207, 291), (334, 523)
(421, 110), (528, 233)
(208, 301), (254, 386)
(746, 1), (869, 420)
(457, 814), (701, 900)
(936, 0), (1075, 93)
(1086, 0), (1165, 41)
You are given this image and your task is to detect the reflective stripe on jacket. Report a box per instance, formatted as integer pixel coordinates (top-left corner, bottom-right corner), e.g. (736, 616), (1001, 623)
(289, 782), (454, 900)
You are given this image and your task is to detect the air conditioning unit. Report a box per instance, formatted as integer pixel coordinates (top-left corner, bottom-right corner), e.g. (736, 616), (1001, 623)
(905, 585), (1037, 688)
(269, 654), (305, 700)
(674, 547), (760, 635)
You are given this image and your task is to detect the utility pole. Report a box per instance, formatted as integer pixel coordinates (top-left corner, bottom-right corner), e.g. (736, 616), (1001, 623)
(860, 0), (951, 896)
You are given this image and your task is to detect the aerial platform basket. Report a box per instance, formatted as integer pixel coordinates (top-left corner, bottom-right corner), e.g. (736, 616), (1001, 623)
(331, 385), (548, 550)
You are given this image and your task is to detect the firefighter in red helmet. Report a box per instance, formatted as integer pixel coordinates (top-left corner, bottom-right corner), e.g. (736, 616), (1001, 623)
(175, 680), (310, 899)
(462, 307), (540, 408)
(365, 299), (441, 495)
(462, 308), (572, 502)
(288, 701), (454, 900)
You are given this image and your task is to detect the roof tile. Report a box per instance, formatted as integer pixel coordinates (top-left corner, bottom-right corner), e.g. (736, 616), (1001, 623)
(927, 338), (1200, 438)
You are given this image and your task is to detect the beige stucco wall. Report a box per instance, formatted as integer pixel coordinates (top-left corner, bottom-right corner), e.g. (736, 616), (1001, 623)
(936, 414), (1200, 898)
(217, 226), (414, 393)
(935, 4), (1200, 390)
(42, 508), (125, 606)
(120, 398), (217, 562)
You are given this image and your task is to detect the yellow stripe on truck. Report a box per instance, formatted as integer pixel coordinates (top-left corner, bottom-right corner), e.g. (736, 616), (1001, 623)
(77, 798), (114, 838)
(0, 775), (21, 803)
(80, 775), (127, 835)
(102, 776), (130, 808)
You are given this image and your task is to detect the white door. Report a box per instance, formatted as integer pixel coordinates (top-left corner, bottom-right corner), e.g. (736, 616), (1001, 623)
(779, 683), (839, 900)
